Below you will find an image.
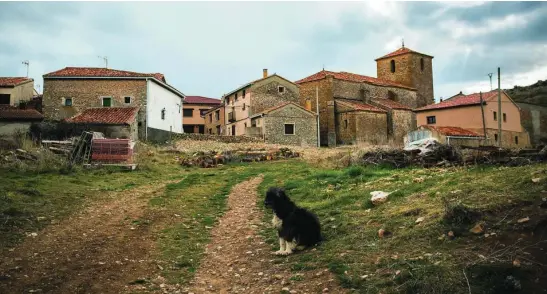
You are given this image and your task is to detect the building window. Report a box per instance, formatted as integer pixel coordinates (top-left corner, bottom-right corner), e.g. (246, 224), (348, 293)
(344, 119), (348, 129)
(209, 114), (213, 123)
(183, 108), (193, 117)
(124, 96), (131, 104)
(102, 97), (112, 107)
(494, 133), (498, 142)
(235, 92), (238, 101)
(242, 103), (246, 110)
(242, 89), (246, 97)
(161, 108), (166, 120)
(232, 125), (236, 136)
(503, 113), (507, 122)
(426, 116), (436, 124)
(515, 136), (519, 145)
(0, 94), (10, 105)
(225, 97), (230, 105)
(420, 58), (424, 71)
(284, 123), (295, 135)
(215, 110), (220, 121)
(278, 86), (285, 94)
(64, 97), (73, 106)
(390, 60), (396, 73)
(200, 109), (208, 116)
(387, 90), (397, 101)
(493, 111), (497, 121)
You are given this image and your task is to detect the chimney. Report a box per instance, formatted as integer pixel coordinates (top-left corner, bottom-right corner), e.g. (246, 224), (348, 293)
(440, 98), (443, 102)
(305, 99), (312, 111)
(459, 91), (463, 95)
(263, 69), (268, 78)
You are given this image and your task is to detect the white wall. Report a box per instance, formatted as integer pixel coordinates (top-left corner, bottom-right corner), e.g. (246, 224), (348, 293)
(0, 122), (32, 136)
(147, 80), (183, 134)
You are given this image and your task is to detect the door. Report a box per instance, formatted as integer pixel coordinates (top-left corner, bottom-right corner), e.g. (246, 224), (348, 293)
(232, 125), (236, 136)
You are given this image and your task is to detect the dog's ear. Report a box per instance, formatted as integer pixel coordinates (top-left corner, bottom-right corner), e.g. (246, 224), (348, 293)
(266, 187), (286, 198)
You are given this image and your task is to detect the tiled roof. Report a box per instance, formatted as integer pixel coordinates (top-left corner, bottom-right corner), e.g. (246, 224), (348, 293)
(372, 99), (412, 110)
(67, 107), (139, 125)
(43, 67), (166, 83)
(375, 47), (434, 61)
(184, 96), (221, 105)
(0, 109), (43, 120)
(295, 70), (415, 90)
(415, 90), (498, 112)
(422, 125), (482, 137)
(203, 104), (224, 115)
(336, 99), (387, 113)
(252, 102), (316, 117)
(223, 73), (295, 99)
(0, 77), (33, 87)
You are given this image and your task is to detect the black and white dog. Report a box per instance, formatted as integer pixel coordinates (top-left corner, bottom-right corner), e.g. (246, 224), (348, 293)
(264, 187), (322, 255)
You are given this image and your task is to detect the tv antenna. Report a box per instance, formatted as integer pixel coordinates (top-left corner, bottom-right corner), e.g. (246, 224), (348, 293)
(487, 73), (493, 91)
(98, 56), (108, 68)
(22, 60), (29, 77)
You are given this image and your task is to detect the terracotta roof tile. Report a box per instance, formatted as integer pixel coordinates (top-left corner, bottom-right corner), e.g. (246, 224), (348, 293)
(184, 96), (221, 105)
(43, 67), (166, 83)
(415, 90), (498, 112)
(372, 99), (412, 110)
(295, 70), (415, 90)
(251, 102), (315, 117)
(336, 99), (387, 113)
(375, 47), (434, 61)
(0, 77), (33, 87)
(0, 109), (43, 120)
(67, 107), (139, 125)
(421, 125), (482, 137)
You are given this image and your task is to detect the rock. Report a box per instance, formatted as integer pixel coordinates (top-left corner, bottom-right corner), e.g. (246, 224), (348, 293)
(517, 217), (530, 223)
(470, 223), (485, 235)
(447, 231), (455, 239)
(322, 288), (329, 293)
(532, 178), (541, 183)
(438, 234), (445, 240)
(415, 217), (425, 224)
(513, 259), (521, 267)
(281, 287), (290, 292)
(395, 270), (401, 276)
(378, 229), (392, 238)
(370, 191), (392, 205)
(290, 291), (297, 294)
(484, 233), (490, 238)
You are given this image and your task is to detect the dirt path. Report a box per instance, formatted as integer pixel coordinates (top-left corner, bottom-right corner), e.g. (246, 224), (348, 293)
(0, 180), (175, 294)
(184, 176), (346, 294)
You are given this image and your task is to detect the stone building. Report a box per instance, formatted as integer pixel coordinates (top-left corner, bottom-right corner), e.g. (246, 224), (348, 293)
(0, 77), (35, 107)
(203, 104), (225, 135)
(517, 102), (547, 146)
(249, 102), (317, 146)
(42, 67), (185, 141)
(296, 45), (429, 147)
(182, 96), (221, 134)
(66, 107), (140, 141)
(221, 69), (299, 136)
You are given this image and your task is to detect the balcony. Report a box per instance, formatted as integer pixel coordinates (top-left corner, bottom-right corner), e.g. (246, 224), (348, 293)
(228, 111), (236, 122)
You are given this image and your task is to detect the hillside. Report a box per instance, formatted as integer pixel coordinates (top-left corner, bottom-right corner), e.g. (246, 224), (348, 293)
(506, 79), (547, 107)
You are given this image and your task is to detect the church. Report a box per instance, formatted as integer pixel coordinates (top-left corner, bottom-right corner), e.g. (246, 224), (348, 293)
(296, 45), (434, 147)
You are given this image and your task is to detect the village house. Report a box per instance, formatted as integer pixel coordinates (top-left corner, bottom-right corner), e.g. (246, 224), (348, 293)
(42, 67), (185, 141)
(65, 107), (140, 140)
(221, 69), (300, 137)
(413, 90), (530, 148)
(296, 46), (432, 147)
(182, 96), (221, 134)
(249, 102), (318, 146)
(0, 108), (43, 136)
(203, 104), (225, 135)
(0, 77), (36, 107)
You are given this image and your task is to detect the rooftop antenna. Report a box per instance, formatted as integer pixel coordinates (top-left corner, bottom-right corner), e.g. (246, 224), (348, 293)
(402, 38), (405, 48)
(22, 60), (29, 77)
(98, 56), (108, 68)
(487, 73), (493, 91)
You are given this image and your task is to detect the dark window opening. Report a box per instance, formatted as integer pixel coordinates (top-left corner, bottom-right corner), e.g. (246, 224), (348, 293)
(494, 134), (498, 142)
(102, 97), (112, 107)
(242, 89), (246, 97)
(0, 94), (10, 105)
(278, 86), (285, 94)
(344, 119), (348, 129)
(209, 114), (213, 123)
(390, 60), (396, 73)
(216, 125), (220, 134)
(235, 93), (238, 101)
(161, 108), (166, 120)
(215, 110), (220, 121)
(231, 125), (236, 136)
(493, 111), (497, 121)
(198, 125), (204, 134)
(515, 136), (519, 145)
(64, 98), (73, 106)
(200, 109), (208, 116)
(183, 109), (193, 117)
(387, 90), (397, 101)
(183, 125), (194, 133)
(124, 96), (131, 104)
(284, 124), (295, 135)
(503, 113), (507, 122)
(420, 58), (424, 71)
(426, 116), (436, 124)
(242, 103), (246, 110)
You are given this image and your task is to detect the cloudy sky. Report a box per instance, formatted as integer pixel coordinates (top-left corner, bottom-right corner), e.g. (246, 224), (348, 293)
(1, 1), (546, 101)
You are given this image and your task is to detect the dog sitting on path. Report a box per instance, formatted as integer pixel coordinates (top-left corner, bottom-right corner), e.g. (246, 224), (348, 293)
(264, 187), (322, 255)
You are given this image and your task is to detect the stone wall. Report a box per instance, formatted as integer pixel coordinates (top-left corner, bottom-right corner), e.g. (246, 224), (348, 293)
(0, 122), (33, 137)
(336, 112), (357, 144)
(517, 103), (547, 146)
(332, 79), (418, 109)
(392, 109), (415, 146)
(250, 76), (300, 115)
(173, 133), (263, 143)
(298, 78), (334, 146)
(263, 105), (317, 147)
(204, 107), (225, 135)
(355, 112), (388, 145)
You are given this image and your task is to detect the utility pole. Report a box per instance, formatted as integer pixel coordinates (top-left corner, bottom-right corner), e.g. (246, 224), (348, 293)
(497, 67), (502, 147)
(22, 60), (29, 77)
(479, 92), (486, 140)
(316, 86), (320, 147)
(98, 56), (108, 68)
(487, 73), (493, 91)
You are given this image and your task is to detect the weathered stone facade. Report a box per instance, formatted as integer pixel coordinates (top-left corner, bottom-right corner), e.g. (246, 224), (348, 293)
(517, 103), (547, 146)
(261, 104), (317, 147)
(391, 109), (415, 145)
(204, 106), (225, 135)
(335, 101), (388, 145)
(376, 50), (434, 108)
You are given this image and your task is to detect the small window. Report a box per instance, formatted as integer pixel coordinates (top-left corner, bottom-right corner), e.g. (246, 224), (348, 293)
(161, 108), (166, 120)
(102, 97), (112, 107)
(420, 58), (424, 71)
(515, 136), (519, 145)
(235, 93), (238, 101)
(278, 86), (285, 94)
(215, 110), (220, 121)
(494, 134), (498, 142)
(284, 123), (295, 135)
(183, 109), (193, 117)
(493, 111), (497, 121)
(200, 109), (208, 116)
(503, 113), (507, 122)
(0, 94), (10, 105)
(390, 60), (396, 73)
(225, 98), (230, 105)
(124, 96), (131, 104)
(244, 122), (247, 128)
(64, 97), (73, 106)
(242, 103), (246, 110)
(209, 114), (213, 123)
(344, 119), (348, 129)
(242, 89), (246, 97)
(426, 116), (436, 124)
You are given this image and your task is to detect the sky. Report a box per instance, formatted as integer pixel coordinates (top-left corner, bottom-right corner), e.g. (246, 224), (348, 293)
(1, 1), (546, 101)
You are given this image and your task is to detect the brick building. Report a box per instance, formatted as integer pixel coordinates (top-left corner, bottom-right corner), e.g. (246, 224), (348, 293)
(203, 104), (225, 135)
(296, 46), (429, 146)
(182, 96), (221, 134)
(221, 69), (299, 136)
(42, 67), (185, 141)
